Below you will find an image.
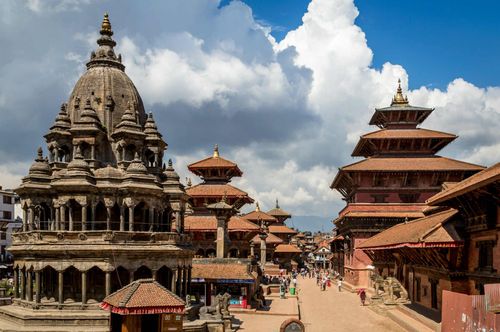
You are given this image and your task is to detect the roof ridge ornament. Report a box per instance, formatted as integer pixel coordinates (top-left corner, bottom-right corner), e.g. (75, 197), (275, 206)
(256, 202), (260, 212)
(276, 198), (280, 209)
(391, 79), (409, 106)
(100, 12), (113, 36)
(213, 144), (219, 158)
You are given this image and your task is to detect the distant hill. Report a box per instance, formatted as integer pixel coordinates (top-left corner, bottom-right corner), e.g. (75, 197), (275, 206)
(286, 215), (332, 233)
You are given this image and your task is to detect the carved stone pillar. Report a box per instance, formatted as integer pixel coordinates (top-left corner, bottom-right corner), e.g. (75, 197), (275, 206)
(68, 205), (74, 231)
(90, 144), (95, 160)
(81, 271), (87, 305)
(20, 269), (25, 299)
(183, 267), (189, 297)
(60, 205), (66, 231)
(81, 205), (87, 231)
(35, 271), (41, 304)
(149, 207), (154, 232)
(90, 203), (96, 230)
(22, 207), (27, 232)
(105, 271), (111, 297)
(58, 271), (63, 305)
(128, 206), (134, 232)
(179, 267), (185, 298)
(171, 267), (178, 293)
(106, 207), (111, 231)
(26, 270), (33, 302)
(119, 205), (125, 231)
(54, 207), (60, 231)
(129, 271), (134, 283)
(12, 268), (19, 298)
(28, 207), (34, 231)
(187, 266), (192, 297)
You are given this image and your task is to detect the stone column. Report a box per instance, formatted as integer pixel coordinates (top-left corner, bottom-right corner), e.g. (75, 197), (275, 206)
(54, 207), (60, 231)
(28, 207), (34, 231)
(60, 205), (66, 231)
(250, 241), (255, 258)
(26, 270), (33, 302)
(81, 205), (87, 231)
(149, 208), (154, 232)
(119, 205), (125, 231)
(179, 267), (185, 298)
(183, 267), (189, 297)
(260, 238), (267, 267)
(216, 215), (229, 259)
(90, 203), (96, 230)
(50, 207), (55, 230)
(90, 144), (95, 160)
(35, 271), (41, 304)
(176, 267), (181, 296)
(13, 268), (18, 298)
(171, 267), (178, 293)
(105, 272), (111, 296)
(81, 271), (87, 305)
(129, 271), (134, 283)
(187, 266), (192, 297)
(22, 207), (27, 232)
(68, 205), (73, 231)
(20, 269), (25, 299)
(128, 206), (134, 232)
(58, 271), (63, 305)
(106, 207), (112, 231)
(152, 269), (158, 281)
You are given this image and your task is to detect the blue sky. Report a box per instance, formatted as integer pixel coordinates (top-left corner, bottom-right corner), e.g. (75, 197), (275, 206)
(1, 0), (499, 232)
(241, 0), (500, 90)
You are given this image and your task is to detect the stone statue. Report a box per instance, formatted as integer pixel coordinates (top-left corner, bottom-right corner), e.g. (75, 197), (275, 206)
(221, 292), (231, 316)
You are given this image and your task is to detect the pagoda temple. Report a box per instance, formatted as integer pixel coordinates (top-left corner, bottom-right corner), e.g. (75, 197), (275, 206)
(184, 145), (258, 258)
(330, 80), (484, 289)
(0, 15), (192, 330)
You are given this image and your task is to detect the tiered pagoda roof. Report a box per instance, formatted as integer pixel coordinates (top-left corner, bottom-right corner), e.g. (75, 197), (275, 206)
(242, 202), (277, 224)
(184, 215), (259, 232)
(331, 80), (484, 201)
(186, 145), (253, 211)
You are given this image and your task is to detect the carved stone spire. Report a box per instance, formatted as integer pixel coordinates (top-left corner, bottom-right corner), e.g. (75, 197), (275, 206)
(87, 13), (124, 70)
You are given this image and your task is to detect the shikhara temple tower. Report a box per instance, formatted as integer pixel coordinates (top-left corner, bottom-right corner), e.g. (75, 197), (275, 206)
(2, 14), (193, 330)
(330, 80), (484, 289)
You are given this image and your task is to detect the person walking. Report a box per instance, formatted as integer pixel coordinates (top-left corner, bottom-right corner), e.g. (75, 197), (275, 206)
(358, 288), (367, 306)
(337, 279), (342, 292)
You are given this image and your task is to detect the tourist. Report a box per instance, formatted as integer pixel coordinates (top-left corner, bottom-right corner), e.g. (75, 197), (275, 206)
(358, 289), (367, 306)
(337, 279), (342, 292)
(293, 276), (297, 289)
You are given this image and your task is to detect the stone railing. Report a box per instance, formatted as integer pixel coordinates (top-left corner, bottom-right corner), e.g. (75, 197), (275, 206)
(12, 230), (191, 246)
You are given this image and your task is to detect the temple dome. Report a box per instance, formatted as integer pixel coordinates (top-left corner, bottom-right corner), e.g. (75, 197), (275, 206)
(28, 148), (51, 175)
(65, 14), (146, 133)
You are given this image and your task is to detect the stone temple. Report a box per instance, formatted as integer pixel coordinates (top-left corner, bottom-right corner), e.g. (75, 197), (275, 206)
(0, 14), (193, 330)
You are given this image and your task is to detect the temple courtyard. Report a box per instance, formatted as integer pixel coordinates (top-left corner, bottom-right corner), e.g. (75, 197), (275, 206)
(233, 277), (405, 331)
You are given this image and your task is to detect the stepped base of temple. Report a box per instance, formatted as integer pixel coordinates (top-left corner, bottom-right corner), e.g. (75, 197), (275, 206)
(0, 304), (109, 332)
(261, 263), (281, 276)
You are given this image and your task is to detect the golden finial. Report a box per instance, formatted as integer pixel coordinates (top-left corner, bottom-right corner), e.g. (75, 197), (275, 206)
(100, 12), (112, 35)
(391, 79), (409, 106)
(256, 202), (260, 212)
(276, 198), (280, 209)
(213, 144), (219, 158)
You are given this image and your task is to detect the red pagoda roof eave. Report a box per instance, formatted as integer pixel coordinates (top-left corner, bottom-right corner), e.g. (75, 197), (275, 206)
(100, 302), (185, 315)
(359, 241), (463, 251)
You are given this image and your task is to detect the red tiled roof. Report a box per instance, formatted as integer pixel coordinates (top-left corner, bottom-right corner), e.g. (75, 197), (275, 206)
(427, 163), (500, 206)
(267, 207), (292, 218)
(101, 279), (184, 315)
(361, 128), (456, 139)
(251, 232), (284, 244)
(274, 244), (302, 253)
(358, 209), (461, 250)
(243, 210), (277, 222)
(268, 224), (297, 234)
(188, 156), (242, 173)
(184, 215), (260, 232)
(186, 183), (250, 198)
(191, 262), (255, 280)
(337, 203), (426, 218)
(340, 156), (484, 172)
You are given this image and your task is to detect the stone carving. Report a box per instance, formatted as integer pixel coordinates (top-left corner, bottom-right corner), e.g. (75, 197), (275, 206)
(370, 275), (409, 305)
